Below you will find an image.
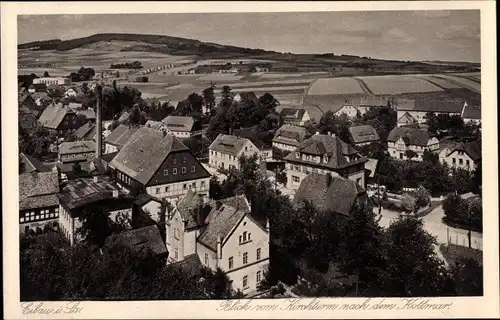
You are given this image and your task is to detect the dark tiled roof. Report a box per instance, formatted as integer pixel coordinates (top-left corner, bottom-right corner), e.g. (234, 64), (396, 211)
(198, 195), (251, 251)
(272, 125), (310, 147)
(446, 140), (482, 161)
(397, 99), (464, 113)
(105, 124), (139, 147)
(359, 97), (389, 107)
(348, 125), (380, 144)
(68, 102), (83, 110)
(57, 176), (132, 212)
(293, 172), (365, 216)
(387, 127), (435, 147)
(284, 134), (366, 170)
(101, 151), (118, 163)
(144, 120), (165, 130)
(176, 190), (205, 230)
(280, 108), (306, 120)
(76, 108), (96, 120)
(393, 99), (416, 110)
(134, 193), (162, 207)
(20, 153), (50, 173)
(31, 92), (51, 101)
(462, 105), (481, 120)
(171, 253), (203, 275)
(105, 225), (167, 257)
(75, 122), (96, 140)
(19, 171), (60, 211)
(118, 111), (130, 123)
(209, 133), (251, 156)
(58, 141), (95, 155)
(110, 127), (189, 185)
(38, 103), (73, 129)
(161, 116), (195, 132)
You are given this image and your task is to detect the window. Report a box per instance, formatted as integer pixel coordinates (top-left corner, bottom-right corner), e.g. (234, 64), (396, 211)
(243, 232), (247, 241)
(192, 182), (196, 188)
(256, 271), (262, 283)
(173, 168), (177, 175)
(30, 212), (34, 216)
(243, 275), (248, 288)
(459, 158), (463, 165)
(164, 169), (168, 176)
(293, 165), (299, 171)
(245, 146), (248, 151)
(466, 160), (470, 167)
(201, 181), (206, 187)
(156, 188), (160, 194)
(452, 158), (456, 164)
(20, 217), (24, 223)
(182, 157), (187, 164)
(174, 248), (178, 260)
(165, 186), (169, 192)
(256, 248), (261, 260)
(35, 215), (40, 220)
(248, 233), (251, 240)
(204, 253), (209, 266)
(191, 166), (196, 172)
(243, 252), (248, 265)
(228, 257), (234, 269)
(182, 167), (187, 173)
(239, 235), (242, 243)
(183, 184), (187, 190)
(173, 159), (177, 164)
(292, 176), (300, 183)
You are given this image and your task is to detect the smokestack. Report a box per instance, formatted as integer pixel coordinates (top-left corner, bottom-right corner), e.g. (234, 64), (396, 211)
(95, 85), (103, 158)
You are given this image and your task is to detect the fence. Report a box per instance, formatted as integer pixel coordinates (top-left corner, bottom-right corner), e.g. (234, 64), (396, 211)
(447, 228), (483, 251)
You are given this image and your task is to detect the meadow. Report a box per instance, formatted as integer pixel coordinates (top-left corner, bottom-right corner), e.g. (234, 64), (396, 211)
(307, 77), (366, 95)
(356, 75), (444, 95)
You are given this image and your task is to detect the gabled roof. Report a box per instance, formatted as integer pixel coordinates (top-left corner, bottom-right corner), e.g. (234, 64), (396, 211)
(58, 141), (95, 155)
(462, 105), (481, 120)
(161, 116), (195, 132)
(144, 120), (165, 130)
(20, 153), (50, 173)
(104, 225), (168, 257)
(118, 111), (130, 123)
(38, 103), (73, 129)
(31, 92), (51, 101)
(75, 122), (96, 140)
(76, 108), (96, 120)
(105, 124), (139, 147)
(359, 97), (389, 107)
(397, 111), (417, 124)
(134, 193), (163, 207)
(171, 253), (203, 275)
(284, 133), (366, 170)
(348, 125), (380, 144)
(175, 190), (205, 230)
(397, 99), (464, 114)
(109, 127), (189, 185)
(19, 171), (60, 211)
(387, 127), (435, 147)
(280, 108), (306, 120)
(293, 172), (365, 216)
(446, 140), (481, 161)
(198, 195), (252, 251)
(209, 133), (252, 156)
(68, 102), (83, 110)
(272, 125), (310, 147)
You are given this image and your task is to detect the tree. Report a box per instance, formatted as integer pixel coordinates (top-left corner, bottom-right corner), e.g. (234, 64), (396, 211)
(450, 257), (483, 296)
(258, 93), (279, 110)
(43, 71), (50, 77)
(128, 107), (143, 126)
(76, 205), (126, 248)
(405, 150), (418, 161)
(412, 186), (431, 211)
(221, 85), (232, 101)
(442, 193), (467, 224)
(401, 194), (417, 213)
(472, 161), (482, 195)
(202, 86), (216, 115)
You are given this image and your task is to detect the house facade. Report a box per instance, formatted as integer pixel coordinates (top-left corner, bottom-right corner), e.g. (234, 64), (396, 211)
(33, 77), (71, 86)
(387, 126), (439, 161)
(439, 140), (481, 171)
(357, 97), (389, 115)
(461, 104), (481, 125)
(272, 125), (310, 152)
(348, 125), (380, 147)
(109, 127), (211, 202)
(161, 116), (202, 138)
(395, 99), (465, 125)
(334, 102), (358, 118)
(279, 108), (310, 126)
(58, 141), (96, 163)
(209, 134), (261, 170)
(283, 132), (368, 190)
(38, 103), (83, 134)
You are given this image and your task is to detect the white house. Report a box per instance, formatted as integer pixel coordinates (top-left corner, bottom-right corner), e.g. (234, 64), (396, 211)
(439, 139), (481, 172)
(333, 102), (358, 118)
(209, 134), (261, 170)
(161, 116), (202, 138)
(461, 104), (481, 125)
(33, 77), (71, 86)
(279, 108), (311, 126)
(272, 125), (310, 152)
(167, 193), (269, 295)
(387, 126), (439, 161)
(64, 88), (79, 98)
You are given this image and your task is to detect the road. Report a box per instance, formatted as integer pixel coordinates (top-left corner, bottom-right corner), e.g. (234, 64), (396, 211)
(377, 204), (483, 250)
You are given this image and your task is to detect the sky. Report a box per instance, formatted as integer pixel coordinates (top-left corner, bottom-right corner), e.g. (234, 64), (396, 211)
(17, 11), (481, 62)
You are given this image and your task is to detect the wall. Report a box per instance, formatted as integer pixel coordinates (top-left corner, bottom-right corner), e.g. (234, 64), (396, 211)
(104, 143), (119, 154)
(221, 215), (269, 293)
(334, 105), (358, 118)
(272, 141), (298, 152)
(145, 177), (210, 201)
(142, 200), (163, 223)
(388, 138), (439, 162)
(440, 149), (476, 171)
(19, 206), (59, 234)
(348, 169), (366, 188)
(209, 140), (261, 171)
(285, 162), (343, 190)
(166, 210), (184, 263)
(60, 151), (95, 163)
(197, 242), (218, 271)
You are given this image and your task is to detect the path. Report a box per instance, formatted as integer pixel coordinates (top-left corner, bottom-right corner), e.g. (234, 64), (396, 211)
(353, 77), (375, 96)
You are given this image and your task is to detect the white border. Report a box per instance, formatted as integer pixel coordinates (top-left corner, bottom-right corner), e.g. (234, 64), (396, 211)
(2, 2), (498, 319)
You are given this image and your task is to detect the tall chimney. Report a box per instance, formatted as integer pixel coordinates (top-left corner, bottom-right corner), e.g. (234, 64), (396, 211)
(95, 84), (103, 158)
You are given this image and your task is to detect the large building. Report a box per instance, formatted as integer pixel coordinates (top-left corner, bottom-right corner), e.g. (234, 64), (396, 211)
(104, 124), (139, 154)
(279, 108), (311, 126)
(33, 77), (71, 86)
(38, 103), (83, 134)
(272, 125), (310, 152)
(283, 132), (368, 190)
(167, 193), (269, 295)
(461, 104), (481, 125)
(58, 141), (96, 164)
(395, 99), (465, 126)
(387, 126), (439, 161)
(109, 126), (211, 201)
(161, 116), (202, 138)
(19, 171), (60, 234)
(357, 97), (390, 115)
(209, 134), (262, 170)
(348, 125), (380, 147)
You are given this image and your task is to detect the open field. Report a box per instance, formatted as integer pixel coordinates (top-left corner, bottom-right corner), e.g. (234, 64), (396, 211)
(356, 75), (444, 95)
(307, 77), (365, 95)
(432, 75), (481, 93)
(197, 74), (245, 81)
(411, 75), (463, 89)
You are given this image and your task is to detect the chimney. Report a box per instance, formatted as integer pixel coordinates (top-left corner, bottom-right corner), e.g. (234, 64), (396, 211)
(93, 176), (98, 183)
(95, 84), (103, 158)
(112, 190), (119, 198)
(266, 219), (270, 233)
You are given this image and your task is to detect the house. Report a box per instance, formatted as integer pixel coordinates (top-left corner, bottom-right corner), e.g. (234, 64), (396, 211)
(31, 92), (53, 108)
(348, 125), (380, 146)
(161, 116), (202, 138)
(397, 111), (418, 127)
(233, 92), (258, 104)
(74, 122), (97, 141)
(387, 126), (439, 161)
(272, 125), (310, 152)
(54, 153), (114, 181)
(38, 103), (83, 134)
(358, 97), (389, 115)
(76, 108), (96, 122)
(145, 120), (168, 132)
(461, 104), (481, 124)
(19, 91), (37, 110)
(19, 171), (60, 234)
(64, 87), (83, 98)
(283, 132), (368, 190)
(104, 124), (139, 154)
(19, 153), (50, 174)
(439, 139), (481, 171)
(333, 100), (359, 118)
(279, 108), (311, 126)
(104, 225), (168, 259)
(293, 172), (371, 215)
(57, 176), (136, 246)
(33, 77), (71, 86)
(133, 193), (165, 224)
(18, 108), (39, 132)
(395, 99), (465, 125)
(209, 134), (261, 170)
(167, 193), (269, 294)
(109, 126), (211, 201)
(58, 141), (96, 163)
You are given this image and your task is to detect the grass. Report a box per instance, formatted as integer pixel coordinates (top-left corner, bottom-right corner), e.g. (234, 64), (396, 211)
(439, 243), (483, 266)
(357, 75), (444, 95)
(307, 77), (366, 95)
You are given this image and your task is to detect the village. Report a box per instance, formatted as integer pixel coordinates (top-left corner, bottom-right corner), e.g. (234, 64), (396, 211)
(18, 66), (483, 300)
